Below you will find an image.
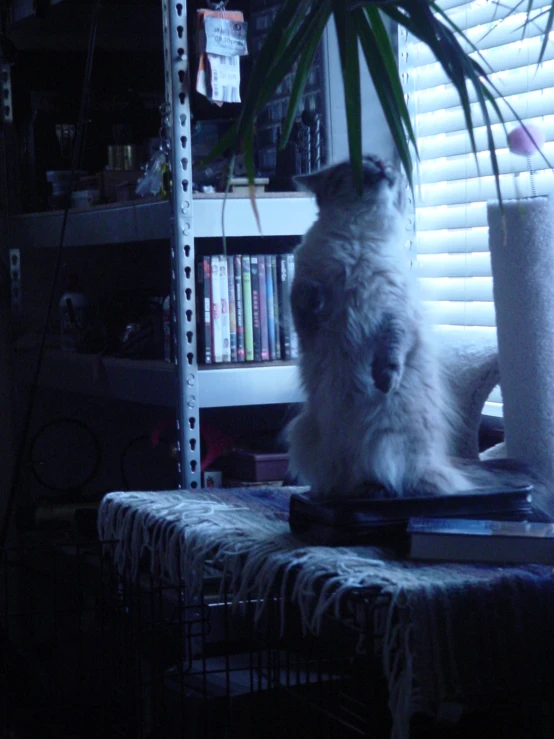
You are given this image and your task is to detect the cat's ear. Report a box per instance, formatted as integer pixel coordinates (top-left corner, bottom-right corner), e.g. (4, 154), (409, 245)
(294, 171), (328, 205)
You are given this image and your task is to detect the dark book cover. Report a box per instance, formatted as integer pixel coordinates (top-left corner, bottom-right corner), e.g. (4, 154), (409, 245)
(258, 255), (269, 361)
(234, 254), (245, 361)
(271, 255), (281, 360)
(251, 255), (262, 362)
(196, 256), (212, 364)
(227, 255), (237, 362)
(277, 254), (291, 360)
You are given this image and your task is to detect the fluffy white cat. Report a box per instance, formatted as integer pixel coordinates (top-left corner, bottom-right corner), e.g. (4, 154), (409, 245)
(286, 156), (475, 499)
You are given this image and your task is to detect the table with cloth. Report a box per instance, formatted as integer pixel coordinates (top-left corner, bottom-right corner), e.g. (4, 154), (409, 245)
(98, 485), (554, 739)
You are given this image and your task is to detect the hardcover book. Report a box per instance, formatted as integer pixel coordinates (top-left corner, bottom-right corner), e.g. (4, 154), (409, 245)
(241, 255), (254, 362)
(227, 255), (237, 362)
(219, 256), (231, 362)
(408, 517), (554, 564)
(234, 254), (245, 361)
(258, 255), (270, 361)
(210, 255), (223, 363)
(251, 255), (262, 362)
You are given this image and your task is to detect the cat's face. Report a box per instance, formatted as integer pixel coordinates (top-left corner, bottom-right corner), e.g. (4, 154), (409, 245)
(295, 155), (406, 214)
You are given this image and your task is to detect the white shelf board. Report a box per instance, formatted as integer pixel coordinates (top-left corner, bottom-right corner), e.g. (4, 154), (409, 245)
(9, 194), (317, 248)
(198, 363), (304, 408)
(16, 347), (304, 408)
(16, 348), (176, 407)
(193, 193), (318, 238)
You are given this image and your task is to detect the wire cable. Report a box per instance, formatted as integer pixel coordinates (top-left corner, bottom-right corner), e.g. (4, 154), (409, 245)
(0, 0), (101, 549)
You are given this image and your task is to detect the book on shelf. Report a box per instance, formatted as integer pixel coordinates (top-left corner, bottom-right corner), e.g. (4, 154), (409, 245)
(241, 255), (254, 362)
(408, 517), (554, 565)
(250, 255), (262, 362)
(219, 257), (231, 362)
(234, 254), (245, 361)
(197, 251), (298, 365)
(270, 255), (281, 360)
(210, 255), (223, 363)
(227, 256), (237, 362)
(286, 253), (299, 360)
(258, 255), (270, 361)
(196, 256), (212, 363)
(278, 254), (292, 360)
(266, 255), (277, 361)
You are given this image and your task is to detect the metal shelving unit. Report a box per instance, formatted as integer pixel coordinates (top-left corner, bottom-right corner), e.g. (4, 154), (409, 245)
(6, 0), (317, 490)
(161, 1), (316, 488)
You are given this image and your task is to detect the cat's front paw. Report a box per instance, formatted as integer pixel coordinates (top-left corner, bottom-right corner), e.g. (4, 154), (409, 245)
(372, 359), (403, 393)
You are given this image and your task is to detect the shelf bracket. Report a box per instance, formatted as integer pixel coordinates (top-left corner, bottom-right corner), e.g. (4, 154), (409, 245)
(162, 0), (201, 490)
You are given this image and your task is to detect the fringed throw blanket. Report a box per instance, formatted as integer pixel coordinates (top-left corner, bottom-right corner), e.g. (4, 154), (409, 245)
(98, 487), (554, 739)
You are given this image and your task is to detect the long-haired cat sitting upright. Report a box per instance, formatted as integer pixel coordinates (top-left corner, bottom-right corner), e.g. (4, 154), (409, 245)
(286, 155), (478, 499)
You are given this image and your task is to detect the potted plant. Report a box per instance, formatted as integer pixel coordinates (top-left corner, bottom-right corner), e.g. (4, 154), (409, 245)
(209, 0), (553, 204)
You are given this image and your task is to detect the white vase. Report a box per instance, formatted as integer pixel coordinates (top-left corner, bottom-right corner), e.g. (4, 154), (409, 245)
(487, 195), (554, 483)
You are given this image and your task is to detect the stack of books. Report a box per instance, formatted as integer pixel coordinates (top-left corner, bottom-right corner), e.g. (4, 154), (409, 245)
(196, 253), (299, 364)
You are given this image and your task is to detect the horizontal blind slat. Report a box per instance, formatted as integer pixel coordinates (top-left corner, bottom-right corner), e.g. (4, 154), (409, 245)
(419, 169), (554, 207)
(419, 142), (554, 183)
(416, 202), (487, 231)
(416, 87), (554, 136)
(419, 115), (554, 160)
(415, 59), (554, 114)
(417, 253), (491, 277)
(419, 276), (493, 301)
(424, 300), (496, 326)
(413, 34), (554, 92)
(416, 227), (489, 254)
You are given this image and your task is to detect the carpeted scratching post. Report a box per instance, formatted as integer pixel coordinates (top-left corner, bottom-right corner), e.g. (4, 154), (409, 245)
(488, 196), (554, 485)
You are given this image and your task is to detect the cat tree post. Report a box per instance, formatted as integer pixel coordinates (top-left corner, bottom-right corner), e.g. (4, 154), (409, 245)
(487, 196), (554, 485)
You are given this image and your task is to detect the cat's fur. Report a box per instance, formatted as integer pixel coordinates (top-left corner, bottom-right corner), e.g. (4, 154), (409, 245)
(286, 156), (475, 499)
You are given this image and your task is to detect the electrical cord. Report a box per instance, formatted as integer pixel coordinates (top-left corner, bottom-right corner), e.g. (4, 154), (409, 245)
(0, 0), (101, 549)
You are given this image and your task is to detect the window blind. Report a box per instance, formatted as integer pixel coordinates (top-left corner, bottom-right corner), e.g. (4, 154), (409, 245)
(399, 0), (552, 417)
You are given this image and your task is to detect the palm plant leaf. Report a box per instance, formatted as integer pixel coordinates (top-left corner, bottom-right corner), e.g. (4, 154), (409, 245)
(356, 7), (415, 190)
(538, 2), (554, 61)
(364, 6), (418, 152)
(333, 0), (363, 191)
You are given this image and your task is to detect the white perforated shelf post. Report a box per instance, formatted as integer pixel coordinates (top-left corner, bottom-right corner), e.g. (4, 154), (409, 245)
(162, 0), (201, 490)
